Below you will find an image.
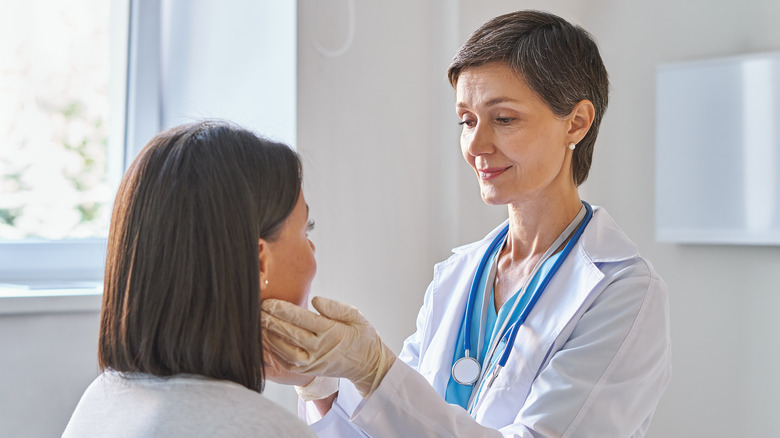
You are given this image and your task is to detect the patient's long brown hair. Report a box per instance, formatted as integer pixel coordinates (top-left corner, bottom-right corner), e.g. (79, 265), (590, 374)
(99, 121), (301, 392)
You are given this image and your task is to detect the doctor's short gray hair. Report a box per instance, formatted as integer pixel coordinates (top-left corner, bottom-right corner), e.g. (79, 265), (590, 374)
(447, 10), (609, 186)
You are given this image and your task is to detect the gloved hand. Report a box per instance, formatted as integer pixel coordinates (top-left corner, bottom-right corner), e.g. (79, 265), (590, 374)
(262, 338), (315, 387)
(261, 296), (396, 398)
(263, 318), (340, 401)
(294, 375), (339, 402)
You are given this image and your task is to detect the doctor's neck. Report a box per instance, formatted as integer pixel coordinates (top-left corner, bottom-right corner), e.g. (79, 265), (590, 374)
(504, 193), (582, 260)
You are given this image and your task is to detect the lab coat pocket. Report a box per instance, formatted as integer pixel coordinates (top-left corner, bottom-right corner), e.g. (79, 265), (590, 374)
(471, 327), (555, 427)
(493, 325), (552, 390)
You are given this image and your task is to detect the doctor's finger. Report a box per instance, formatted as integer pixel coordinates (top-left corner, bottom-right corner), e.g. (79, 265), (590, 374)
(264, 330), (317, 370)
(261, 310), (329, 350)
(262, 339), (314, 386)
(262, 336), (292, 367)
(262, 298), (335, 332)
(311, 296), (367, 325)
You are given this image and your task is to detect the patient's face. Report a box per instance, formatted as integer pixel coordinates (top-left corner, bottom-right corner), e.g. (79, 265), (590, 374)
(261, 190), (316, 307)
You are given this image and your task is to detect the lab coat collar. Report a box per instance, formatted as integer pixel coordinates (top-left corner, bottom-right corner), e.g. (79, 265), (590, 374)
(451, 221), (508, 255)
(450, 206), (637, 263)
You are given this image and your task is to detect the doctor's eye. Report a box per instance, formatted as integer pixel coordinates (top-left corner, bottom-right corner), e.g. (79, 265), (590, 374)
(458, 118), (476, 128)
(307, 220), (316, 232)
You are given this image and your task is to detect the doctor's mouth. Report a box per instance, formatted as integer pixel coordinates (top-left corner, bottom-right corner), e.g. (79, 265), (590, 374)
(477, 166), (511, 180)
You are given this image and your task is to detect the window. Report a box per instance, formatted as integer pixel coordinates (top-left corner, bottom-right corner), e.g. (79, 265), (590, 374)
(0, 0), (296, 285)
(0, 0), (129, 283)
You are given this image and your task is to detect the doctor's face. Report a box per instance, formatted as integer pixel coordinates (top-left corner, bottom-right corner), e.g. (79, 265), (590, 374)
(456, 62), (574, 206)
(260, 190), (317, 308)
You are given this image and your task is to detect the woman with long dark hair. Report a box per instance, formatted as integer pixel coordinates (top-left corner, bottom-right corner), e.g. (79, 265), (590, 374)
(64, 121), (316, 437)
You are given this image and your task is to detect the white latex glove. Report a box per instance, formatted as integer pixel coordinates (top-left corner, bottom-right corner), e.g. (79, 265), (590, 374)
(261, 296), (395, 398)
(294, 375), (339, 402)
(262, 337), (315, 387)
(263, 320), (339, 401)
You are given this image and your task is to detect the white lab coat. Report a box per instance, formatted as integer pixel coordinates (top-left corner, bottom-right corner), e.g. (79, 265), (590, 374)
(301, 207), (671, 437)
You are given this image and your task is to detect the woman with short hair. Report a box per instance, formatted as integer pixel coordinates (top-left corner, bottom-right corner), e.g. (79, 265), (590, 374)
(262, 10), (671, 437)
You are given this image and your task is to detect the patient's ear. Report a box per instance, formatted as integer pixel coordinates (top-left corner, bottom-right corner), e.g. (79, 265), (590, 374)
(258, 238), (269, 291)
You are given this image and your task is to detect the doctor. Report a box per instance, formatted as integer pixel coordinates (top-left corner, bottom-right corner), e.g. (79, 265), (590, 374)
(262, 10), (671, 437)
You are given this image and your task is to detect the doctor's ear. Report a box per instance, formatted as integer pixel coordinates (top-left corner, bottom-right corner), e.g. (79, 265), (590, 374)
(566, 100), (595, 145)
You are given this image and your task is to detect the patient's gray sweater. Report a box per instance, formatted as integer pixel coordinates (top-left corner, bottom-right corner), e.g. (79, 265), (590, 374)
(63, 370), (315, 437)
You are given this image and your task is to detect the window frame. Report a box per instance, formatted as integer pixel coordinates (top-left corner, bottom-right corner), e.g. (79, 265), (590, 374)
(0, 0), (154, 284)
(0, 0), (296, 285)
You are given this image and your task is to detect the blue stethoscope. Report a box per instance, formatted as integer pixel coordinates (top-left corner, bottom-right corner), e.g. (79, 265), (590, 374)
(451, 201), (593, 397)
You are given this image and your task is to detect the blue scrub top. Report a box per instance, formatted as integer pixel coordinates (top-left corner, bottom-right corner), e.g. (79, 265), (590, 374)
(445, 246), (562, 410)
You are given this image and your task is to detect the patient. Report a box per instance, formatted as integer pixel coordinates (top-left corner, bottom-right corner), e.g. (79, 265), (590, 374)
(63, 121), (316, 437)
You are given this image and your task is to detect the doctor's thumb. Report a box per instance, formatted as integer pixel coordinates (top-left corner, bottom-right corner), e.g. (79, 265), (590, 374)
(311, 296), (367, 325)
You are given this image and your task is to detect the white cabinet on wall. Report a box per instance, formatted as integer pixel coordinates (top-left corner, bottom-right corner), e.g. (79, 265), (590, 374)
(656, 52), (780, 245)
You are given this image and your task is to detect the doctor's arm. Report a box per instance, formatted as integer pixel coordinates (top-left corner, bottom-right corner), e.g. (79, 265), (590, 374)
(263, 265), (671, 438)
(262, 297), (508, 438)
(274, 283), (437, 435)
(262, 297), (395, 437)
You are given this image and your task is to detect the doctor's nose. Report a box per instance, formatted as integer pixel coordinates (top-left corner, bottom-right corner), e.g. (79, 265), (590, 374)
(463, 123), (495, 157)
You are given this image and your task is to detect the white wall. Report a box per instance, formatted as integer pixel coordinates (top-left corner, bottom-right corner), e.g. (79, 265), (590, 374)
(159, 0), (296, 142)
(0, 306), (100, 437)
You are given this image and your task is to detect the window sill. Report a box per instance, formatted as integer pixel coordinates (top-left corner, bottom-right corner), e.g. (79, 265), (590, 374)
(0, 282), (103, 315)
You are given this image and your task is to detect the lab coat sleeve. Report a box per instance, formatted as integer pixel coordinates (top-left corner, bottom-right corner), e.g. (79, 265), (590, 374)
(397, 278), (434, 369)
(296, 282), (435, 437)
(348, 279), (515, 437)
(353, 360), (506, 438)
(298, 379), (369, 437)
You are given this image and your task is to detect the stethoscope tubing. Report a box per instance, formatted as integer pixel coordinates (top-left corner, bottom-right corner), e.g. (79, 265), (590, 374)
(496, 201), (593, 367)
(462, 201), (594, 412)
(462, 225), (510, 356)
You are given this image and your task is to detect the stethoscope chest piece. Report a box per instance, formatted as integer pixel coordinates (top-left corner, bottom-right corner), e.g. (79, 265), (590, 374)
(451, 355), (481, 385)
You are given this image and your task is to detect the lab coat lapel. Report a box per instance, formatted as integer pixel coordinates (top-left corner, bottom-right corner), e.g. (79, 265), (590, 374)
(470, 247), (604, 425)
(470, 207), (635, 426)
(417, 221), (509, 396)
